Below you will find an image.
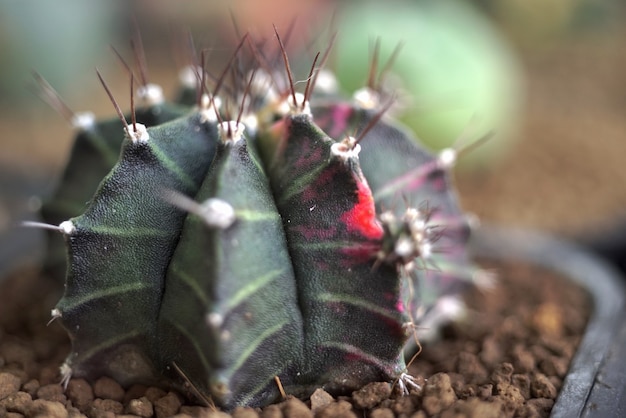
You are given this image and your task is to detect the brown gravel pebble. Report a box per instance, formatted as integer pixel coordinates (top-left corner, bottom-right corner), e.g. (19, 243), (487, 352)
(154, 391), (183, 418)
(0, 372), (21, 400)
(351, 382), (392, 409)
(91, 398), (124, 414)
(280, 396), (312, 418)
(22, 379), (40, 397)
(93, 376), (125, 402)
(490, 362), (514, 385)
(421, 373), (457, 415)
(231, 406), (260, 418)
(525, 398), (555, 416)
(369, 407), (394, 418)
(260, 403), (281, 418)
(440, 398), (504, 418)
(125, 396), (155, 417)
(309, 388), (333, 413)
(144, 386), (168, 403)
(530, 373), (558, 399)
(36, 383), (67, 404)
(28, 398), (68, 418)
(0, 259), (591, 418)
(66, 378), (94, 413)
(0, 391), (32, 415)
(512, 374), (531, 400)
(315, 400), (356, 418)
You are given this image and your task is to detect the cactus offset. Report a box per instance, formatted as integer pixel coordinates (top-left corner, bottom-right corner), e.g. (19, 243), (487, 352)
(38, 30), (482, 410)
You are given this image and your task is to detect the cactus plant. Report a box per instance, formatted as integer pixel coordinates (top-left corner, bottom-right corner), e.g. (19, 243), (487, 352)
(36, 29), (485, 410)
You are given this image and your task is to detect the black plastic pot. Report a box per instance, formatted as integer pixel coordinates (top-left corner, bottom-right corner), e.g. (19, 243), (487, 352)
(471, 226), (626, 418)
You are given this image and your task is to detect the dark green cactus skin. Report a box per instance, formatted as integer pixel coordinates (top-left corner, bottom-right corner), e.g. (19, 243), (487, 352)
(42, 41), (479, 410)
(58, 111), (218, 385)
(41, 102), (191, 280)
(158, 129), (304, 407)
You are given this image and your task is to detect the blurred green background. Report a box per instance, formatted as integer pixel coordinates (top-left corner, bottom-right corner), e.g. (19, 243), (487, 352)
(1, 0), (625, 265)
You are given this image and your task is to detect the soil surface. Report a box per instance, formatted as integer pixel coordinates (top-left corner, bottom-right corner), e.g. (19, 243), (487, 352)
(0, 260), (590, 418)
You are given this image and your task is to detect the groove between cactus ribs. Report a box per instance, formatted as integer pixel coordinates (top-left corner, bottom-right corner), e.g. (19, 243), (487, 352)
(224, 268), (286, 312)
(316, 292), (401, 323)
(59, 281), (150, 311)
(72, 329), (144, 365)
(146, 141), (199, 191)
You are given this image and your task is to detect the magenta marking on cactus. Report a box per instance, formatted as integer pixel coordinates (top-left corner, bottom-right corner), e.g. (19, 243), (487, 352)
(291, 139), (324, 170)
(328, 104), (353, 138)
(376, 161), (439, 198)
(339, 243), (381, 265)
(395, 299), (405, 314)
(301, 166), (338, 203)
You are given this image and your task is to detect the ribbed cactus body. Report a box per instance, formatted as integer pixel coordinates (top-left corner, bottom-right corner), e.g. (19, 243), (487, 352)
(158, 126), (305, 407)
(41, 36), (478, 410)
(41, 102), (192, 280)
(57, 111), (218, 385)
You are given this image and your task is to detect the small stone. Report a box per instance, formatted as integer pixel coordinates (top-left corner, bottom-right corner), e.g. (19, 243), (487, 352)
(91, 398), (123, 414)
(480, 336), (502, 365)
(421, 373), (457, 415)
(22, 379), (40, 397)
(490, 362), (514, 385)
(260, 403), (282, 418)
(205, 412), (235, 418)
(66, 378), (94, 413)
(456, 352), (488, 383)
(309, 388), (333, 412)
(39, 366), (60, 386)
(123, 384), (148, 404)
(370, 407), (394, 418)
(440, 398), (504, 418)
(28, 399), (68, 418)
(179, 405), (214, 416)
(89, 410), (115, 418)
(531, 373), (557, 399)
(391, 394), (417, 415)
(539, 356), (568, 377)
(154, 391), (183, 418)
(512, 374), (531, 400)
(351, 382), (391, 409)
(0, 372), (21, 400)
(67, 405), (87, 418)
(494, 382), (525, 415)
(315, 400), (356, 418)
(532, 303), (563, 337)
(144, 387), (167, 402)
(512, 345), (535, 374)
(93, 377), (124, 402)
(232, 406), (260, 418)
(280, 396), (312, 418)
(525, 398), (555, 415)
(0, 391), (32, 414)
(36, 383), (66, 404)
(478, 384), (493, 399)
(125, 396), (154, 417)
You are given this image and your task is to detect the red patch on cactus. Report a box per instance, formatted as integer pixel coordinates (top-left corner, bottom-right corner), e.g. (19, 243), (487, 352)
(340, 179), (383, 240)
